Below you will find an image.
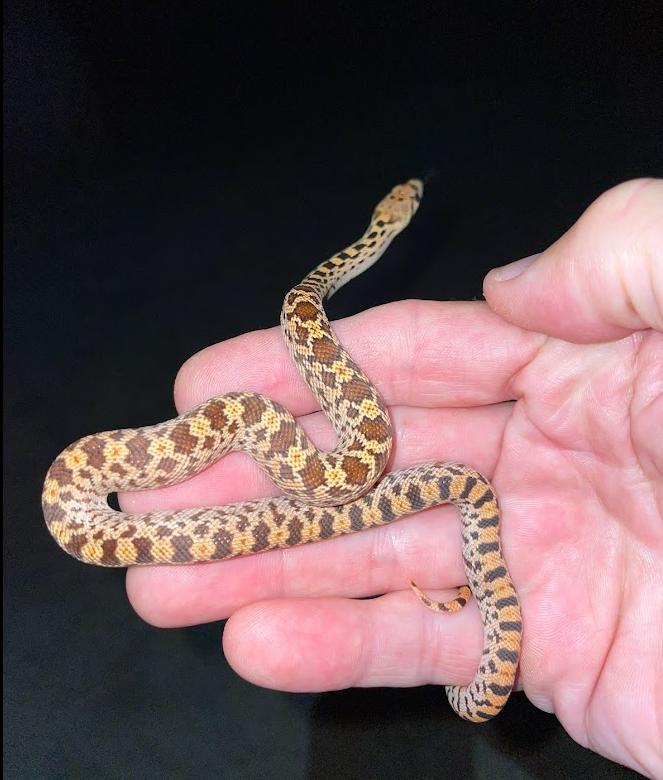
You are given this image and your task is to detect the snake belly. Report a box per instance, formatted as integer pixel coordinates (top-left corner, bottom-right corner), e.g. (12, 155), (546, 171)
(42, 179), (521, 722)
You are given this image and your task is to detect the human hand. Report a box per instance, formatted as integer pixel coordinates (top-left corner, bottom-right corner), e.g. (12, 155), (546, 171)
(125, 178), (662, 777)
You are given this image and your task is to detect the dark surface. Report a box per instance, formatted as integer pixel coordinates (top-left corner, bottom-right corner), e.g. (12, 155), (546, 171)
(4, 3), (661, 778)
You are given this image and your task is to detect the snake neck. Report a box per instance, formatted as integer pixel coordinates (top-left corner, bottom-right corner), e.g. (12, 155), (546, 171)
(295, 222), (404, 302)
(280, 284), (392, 464)
(295, 178), (423, 301)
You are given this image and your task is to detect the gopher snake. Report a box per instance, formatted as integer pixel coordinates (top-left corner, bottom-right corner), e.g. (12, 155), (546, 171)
(42, 180), (521, 722)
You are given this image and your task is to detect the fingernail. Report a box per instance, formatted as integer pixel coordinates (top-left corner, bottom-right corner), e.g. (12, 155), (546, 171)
(489, 253), (540, 281)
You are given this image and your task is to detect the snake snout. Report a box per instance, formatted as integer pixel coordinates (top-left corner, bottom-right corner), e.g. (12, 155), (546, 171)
(407, 178), (424, 198)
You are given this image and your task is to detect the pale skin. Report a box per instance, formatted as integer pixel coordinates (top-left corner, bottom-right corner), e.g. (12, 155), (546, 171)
(123, 178), (663, 778)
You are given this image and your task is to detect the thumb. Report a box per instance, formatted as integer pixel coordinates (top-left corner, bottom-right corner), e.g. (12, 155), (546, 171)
(483, 178), (663, 343)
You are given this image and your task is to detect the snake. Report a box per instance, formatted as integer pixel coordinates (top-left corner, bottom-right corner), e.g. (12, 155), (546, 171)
(42, 179), (522, 723)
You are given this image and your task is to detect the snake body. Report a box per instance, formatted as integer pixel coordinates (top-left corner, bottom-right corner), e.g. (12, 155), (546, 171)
(42, 180), (521, 722)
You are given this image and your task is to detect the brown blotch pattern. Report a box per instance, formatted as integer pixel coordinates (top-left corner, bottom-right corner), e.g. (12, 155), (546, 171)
(125, 432), (153, 469)
(201, 401), (227, 431)
(292, 299), (320, 322)
(343, 379), (373, 403)
(80, 437), (106, 470)
(241, 396), (266, 426)
(341, 455), (369, 485)
(300, 455), (326, 489)
(311, 336), (341, 363)
(358, 417), (390, 443)
(171, 422), (199, 455)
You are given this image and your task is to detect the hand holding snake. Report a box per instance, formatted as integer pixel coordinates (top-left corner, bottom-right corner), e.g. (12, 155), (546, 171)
(43, 179), (663, 773)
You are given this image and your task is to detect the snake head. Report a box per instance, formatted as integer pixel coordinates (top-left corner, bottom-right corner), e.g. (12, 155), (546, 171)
(322, 178), (425, 301)
(371, 179), (423, 230)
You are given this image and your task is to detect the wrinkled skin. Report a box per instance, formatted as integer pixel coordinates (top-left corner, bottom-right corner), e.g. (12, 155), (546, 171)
(124, 179), (663, 777)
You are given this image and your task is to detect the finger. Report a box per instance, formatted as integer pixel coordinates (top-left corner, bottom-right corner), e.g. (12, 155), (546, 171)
(125, 402), (513, 627)
(484, 178), (663, 343)
(172, 300), (543, 414)
(222, 589), (492, 691)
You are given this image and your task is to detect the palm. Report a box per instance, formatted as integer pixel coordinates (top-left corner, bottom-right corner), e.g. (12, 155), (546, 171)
(493, 328), (662, 766)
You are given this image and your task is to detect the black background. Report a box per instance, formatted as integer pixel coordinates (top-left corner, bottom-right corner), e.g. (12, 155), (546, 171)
(4, 2), (662, 778)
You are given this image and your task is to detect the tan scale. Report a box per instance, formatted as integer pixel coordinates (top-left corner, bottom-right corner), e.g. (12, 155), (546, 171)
(42, 180), (522, 723)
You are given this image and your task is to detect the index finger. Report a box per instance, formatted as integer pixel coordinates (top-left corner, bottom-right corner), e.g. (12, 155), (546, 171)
(173, 299), (543, 415)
